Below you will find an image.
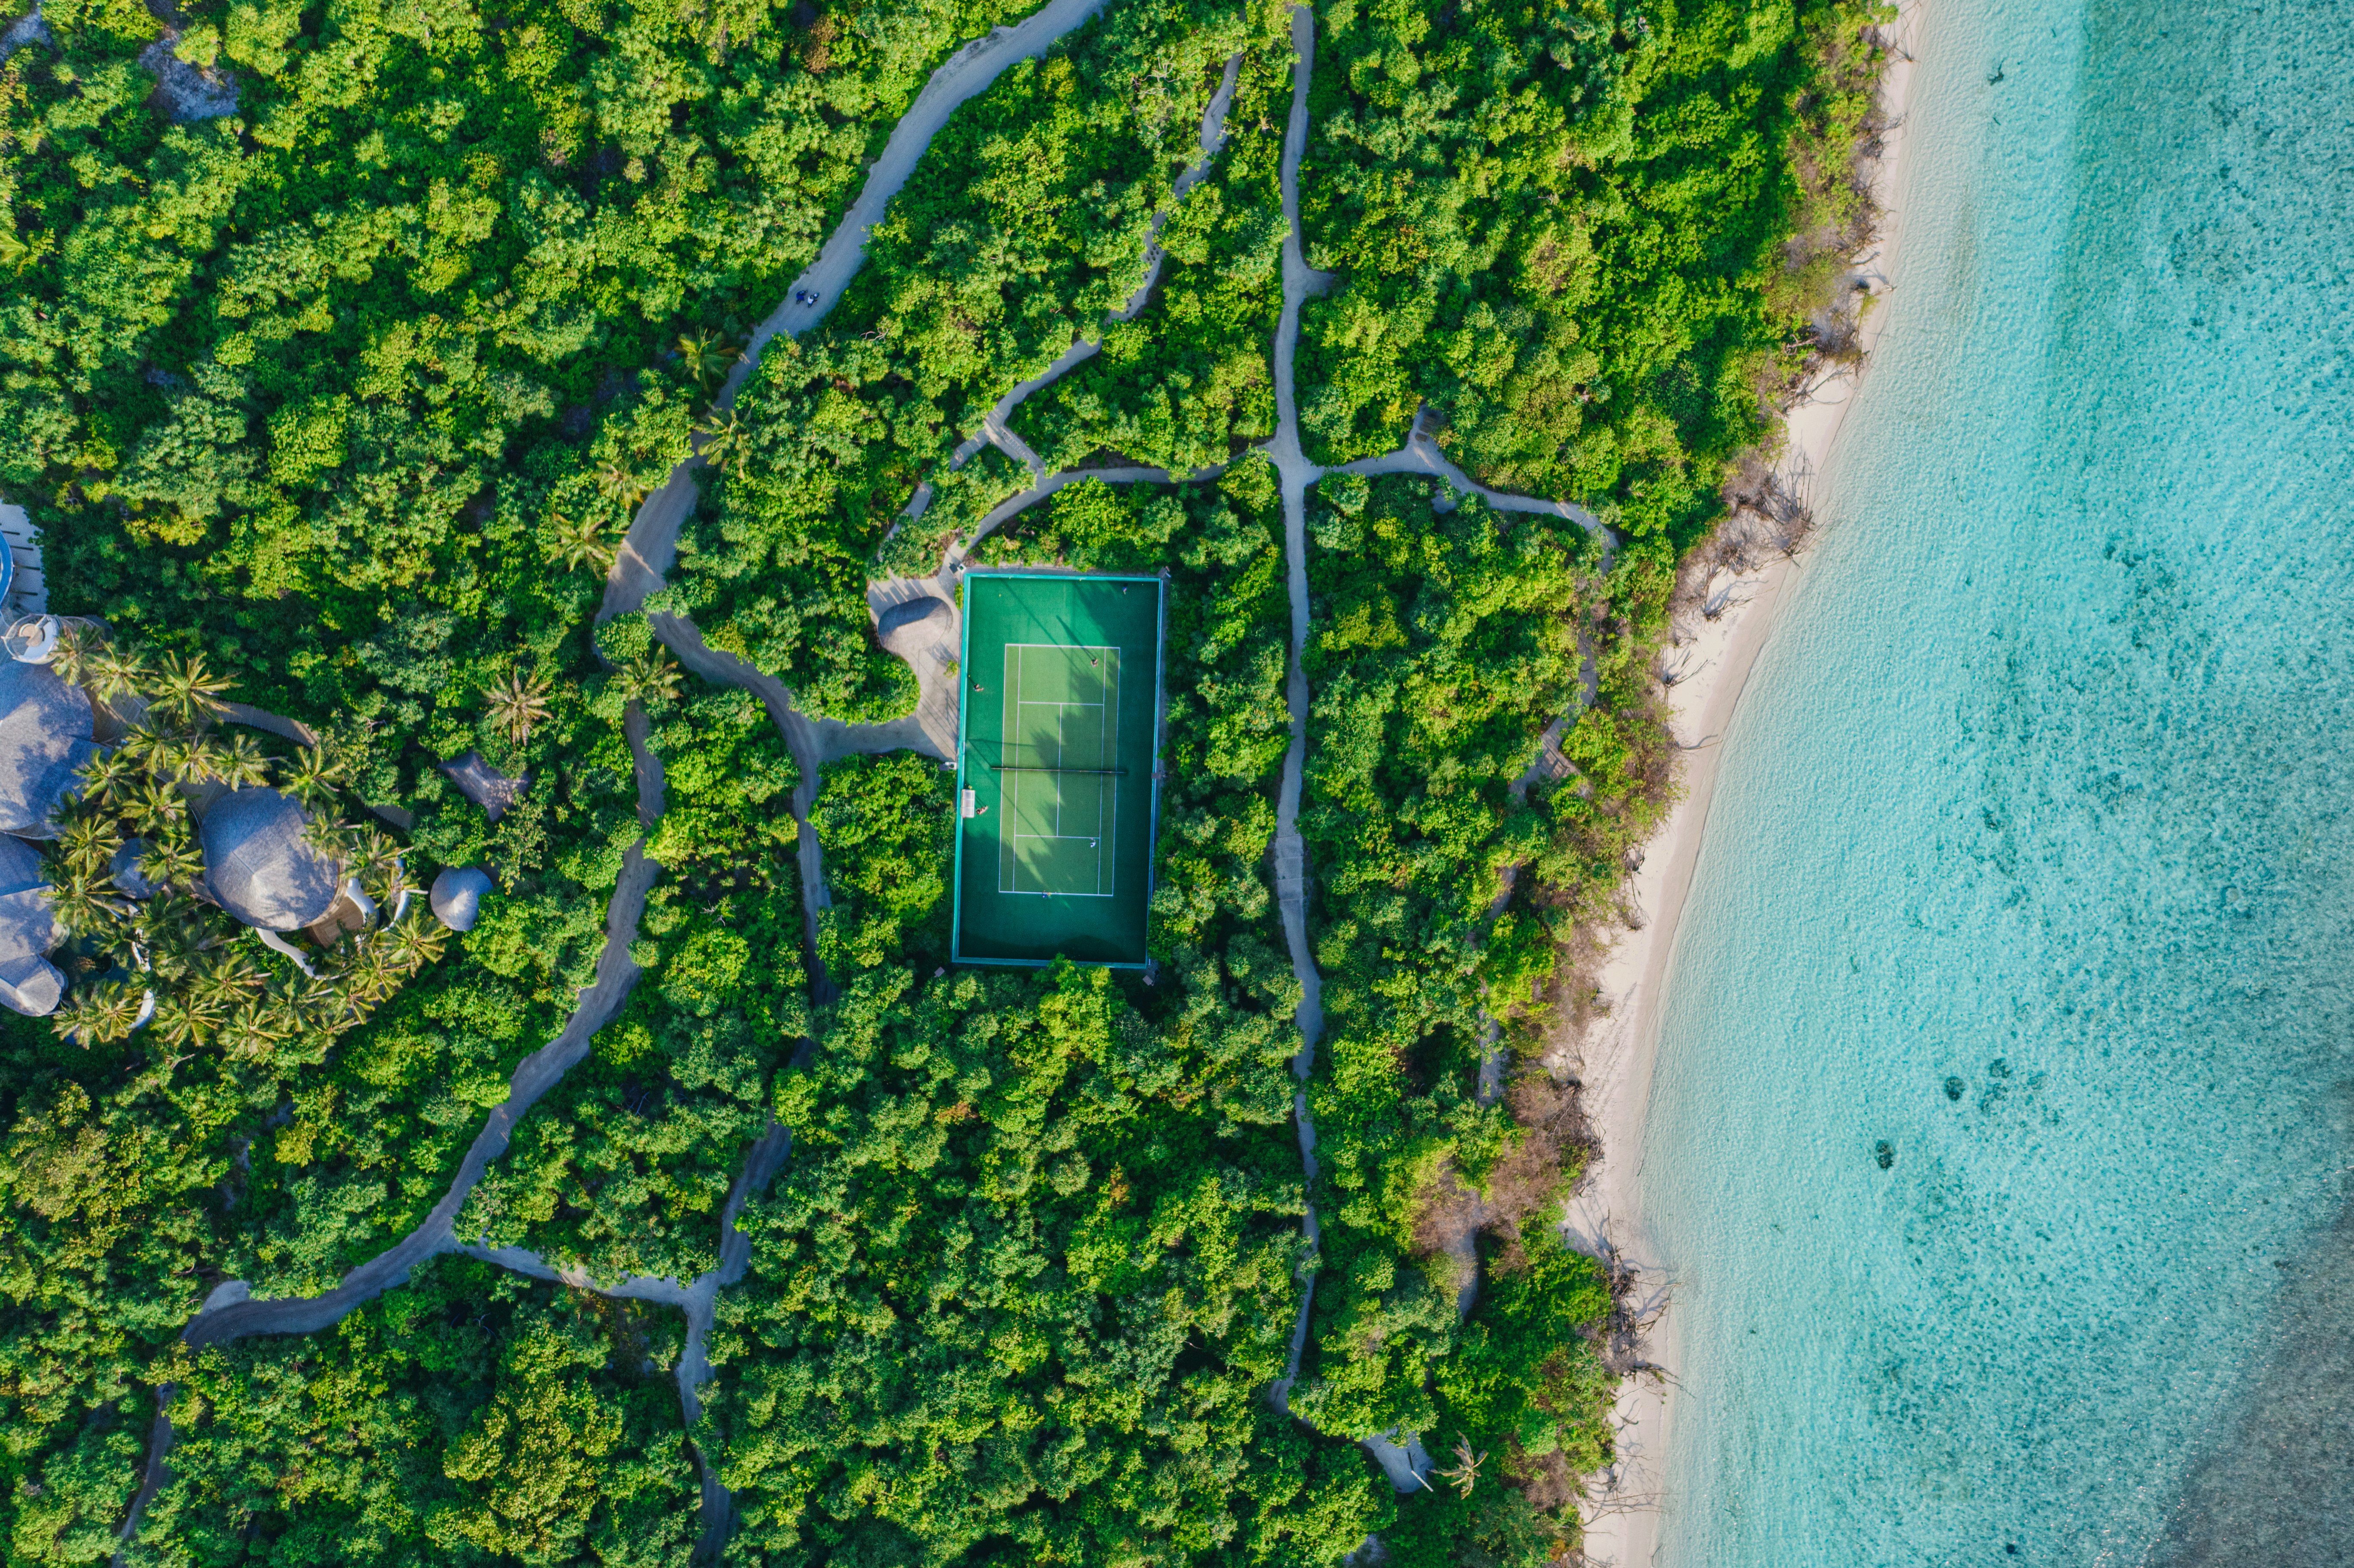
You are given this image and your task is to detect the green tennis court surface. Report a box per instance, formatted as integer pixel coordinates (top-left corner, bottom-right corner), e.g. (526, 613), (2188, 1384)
(954, 573), (1164, 967)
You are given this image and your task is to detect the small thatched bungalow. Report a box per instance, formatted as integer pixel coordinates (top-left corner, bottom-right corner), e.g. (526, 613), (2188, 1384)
(430, 865), (492, 932)
(198, 787), (342, 933)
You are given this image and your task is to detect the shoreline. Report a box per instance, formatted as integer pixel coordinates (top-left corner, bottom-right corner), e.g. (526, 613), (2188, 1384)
(1562, 3), (1933, 1562)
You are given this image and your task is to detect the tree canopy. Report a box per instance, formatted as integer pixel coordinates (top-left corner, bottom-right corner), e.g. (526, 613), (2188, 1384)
(0, 0), (1891, 1557)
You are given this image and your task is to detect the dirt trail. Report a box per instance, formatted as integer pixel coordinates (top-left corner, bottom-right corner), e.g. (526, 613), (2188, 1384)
(599, 0), (1118, 625)
(1333, 409), (1614, 542)
(181, 712), (669, 1347)
(1262, 0), (1338, 1442)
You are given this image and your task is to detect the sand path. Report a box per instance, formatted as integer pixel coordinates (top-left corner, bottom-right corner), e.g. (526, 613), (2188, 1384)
(1265, 0), (1330, 1410)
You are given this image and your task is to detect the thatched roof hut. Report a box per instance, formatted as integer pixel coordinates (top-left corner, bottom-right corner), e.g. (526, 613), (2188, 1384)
(0, 659), (100, 837)
(430, 865), (492, 932)
(198, 787), (341, 932)
(0, 833), (62, 1016)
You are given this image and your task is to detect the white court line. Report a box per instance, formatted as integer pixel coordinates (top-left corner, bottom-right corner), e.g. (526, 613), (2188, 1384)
(999, 643), (1120, 897)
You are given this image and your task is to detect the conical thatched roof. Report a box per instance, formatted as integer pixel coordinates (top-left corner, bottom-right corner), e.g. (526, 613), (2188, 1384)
(430, 865), (492, 932)
(0, 660), (99, 837)
(0, 834), (43, 896)
(0, 833), (62, 1016)
(198, 787), (340, 931)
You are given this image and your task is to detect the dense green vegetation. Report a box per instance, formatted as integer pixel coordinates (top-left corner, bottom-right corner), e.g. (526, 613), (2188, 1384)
(6, 0), (1052, 727)
(0, 0), (1892, 1555)
(461, 633), (804, 1285)
(808, 750), (954, 980)
(698, 467), (1385, 1564)
(1298, 0), (1887, 553)
(663, 0), (1289, 720)
(1293, 471), (1631, 1558)
(1009, 37), (1292, 476)
(131, 1256), (700, 1566)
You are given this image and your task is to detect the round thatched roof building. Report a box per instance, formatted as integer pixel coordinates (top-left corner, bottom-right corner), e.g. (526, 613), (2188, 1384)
(199, 787), (341, 932)
(430, 865), (492, 932)
(0, 658), (99, 838)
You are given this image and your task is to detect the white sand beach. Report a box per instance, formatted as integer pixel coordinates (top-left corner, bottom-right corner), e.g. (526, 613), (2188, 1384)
(1562, 4), (1933, 1561)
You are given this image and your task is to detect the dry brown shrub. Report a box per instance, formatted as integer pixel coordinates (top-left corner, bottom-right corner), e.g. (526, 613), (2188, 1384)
(1505, 1441), (1581, 1515)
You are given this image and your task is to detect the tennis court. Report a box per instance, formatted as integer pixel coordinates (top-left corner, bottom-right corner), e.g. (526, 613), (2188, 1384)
(953, 573), (1164, 967)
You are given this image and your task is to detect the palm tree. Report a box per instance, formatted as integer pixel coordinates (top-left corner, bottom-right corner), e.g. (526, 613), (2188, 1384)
(46, 875), (130, 940)
(597, 462), (648, 511)
(698, 409), (748, 472)
(335, 942), (403, 1008)
(351, 830), (407, 908)
(260, 985), (313, 1041)
(75, 749), (141, 808)
(146, 890), (227, 951)
(216, 733), (272, 790)
(1432, 1440), (1486, 1500)
(547, 510), (618, 575)
(220, 1000), (288, 1059)
(150, 993), (224, 1049)
(485, 668), (555, 745)
(386, 918), (449, 974)
(136, 896), (206, 984)
(138, 831), (206, 894)
(177, 735), (231, 784)
(144, 734), (194, 784)
(294, 974), (343, 1020)
(676, 333), (728, 393)
(188, 948), (262, 1010)
(57, 816), (123, 881)
(618, 650), (683, 709)
(301, 813), (354, 868)
(50, 624), (98, 688)
(112, 727), (167, 770)
(90, 646), (155, 705)
(277, 744), (346, 816)
(54, 981), (148, 1046)
(127, 780), (187, 835)
(153, 651), (234, 728)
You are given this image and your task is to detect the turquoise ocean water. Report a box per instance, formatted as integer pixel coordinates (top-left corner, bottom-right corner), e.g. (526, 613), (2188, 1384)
(1638, 1), (2354, 1564)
